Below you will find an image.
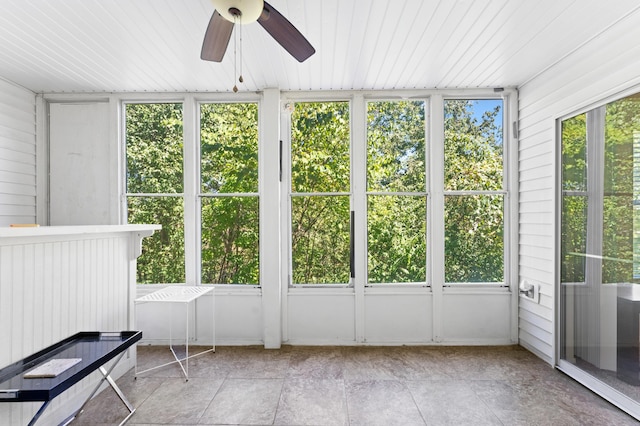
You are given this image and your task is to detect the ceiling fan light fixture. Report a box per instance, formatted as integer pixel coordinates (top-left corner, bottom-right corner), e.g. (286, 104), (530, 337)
(211, 0), (264, 24)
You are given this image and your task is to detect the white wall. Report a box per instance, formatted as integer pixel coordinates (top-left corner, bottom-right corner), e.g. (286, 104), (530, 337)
(518, 8), (640, 364)
(49, 101), (113, 225)
(0, 79), (36, 227)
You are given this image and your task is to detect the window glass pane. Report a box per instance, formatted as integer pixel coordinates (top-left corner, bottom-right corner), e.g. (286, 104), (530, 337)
(291, 102), (350, 193)
(125, 102), (184, 284)
(444, 99), (503, 191)
(561, 113), (587, 192)
(127, 196), (185, 283)
(201, 197), (259, 284)
(367, 195), (426, 283)
(126, 103), (183, 193)
(200, 103), (258, 193)
(561, 196), (587, 283)
(603, 96), (640, 283)
(445, 195), (503, 282)
(291, 196), (350, 284)
(561, 113), (588, 283)
(367, 101), (425, 192)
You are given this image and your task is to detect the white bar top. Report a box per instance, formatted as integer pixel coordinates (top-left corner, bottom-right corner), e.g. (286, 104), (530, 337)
(0, 224), (161, 238)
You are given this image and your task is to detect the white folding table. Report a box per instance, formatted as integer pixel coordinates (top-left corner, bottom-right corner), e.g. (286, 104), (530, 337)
(135, 286), (214, 381)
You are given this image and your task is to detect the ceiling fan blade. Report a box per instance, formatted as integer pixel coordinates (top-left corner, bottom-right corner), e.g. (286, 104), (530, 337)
(257, 1), (315, 62)
(201, 10), (234, 62)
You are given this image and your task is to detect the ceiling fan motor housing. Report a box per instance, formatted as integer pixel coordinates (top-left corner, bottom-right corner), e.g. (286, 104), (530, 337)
(211, 0), (264, 23)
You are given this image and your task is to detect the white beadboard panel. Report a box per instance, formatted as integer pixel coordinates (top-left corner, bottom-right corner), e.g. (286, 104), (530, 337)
(0, 1), (639, 93)
(518, 5), (640, 365)
(0, 79), (36, 227)
(363, 292), (432, 344)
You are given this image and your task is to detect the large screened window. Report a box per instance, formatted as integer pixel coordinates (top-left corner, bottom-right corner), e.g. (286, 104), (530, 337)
(285, 96), (508, 288)
(200, 102), (259, 284)
(366, 100), (427, 284)
(125, 94), (511, 288)
(290, 101), (351, 285)
(125, 101), (259, 285)
(444, 99), (504, 284)
(126, 103), (185, 284)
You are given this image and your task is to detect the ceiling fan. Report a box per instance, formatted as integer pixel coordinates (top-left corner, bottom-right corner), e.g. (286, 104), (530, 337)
(201, 0), (315, 63)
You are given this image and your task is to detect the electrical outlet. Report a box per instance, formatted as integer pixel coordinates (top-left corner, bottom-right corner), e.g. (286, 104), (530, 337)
(519, 280), (540, 303)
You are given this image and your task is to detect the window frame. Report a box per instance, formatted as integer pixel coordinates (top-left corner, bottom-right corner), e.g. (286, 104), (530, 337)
(442, 96), (509, 287)
(280, 91), (516, 290)
(121, 94), (263, 287)
(364, 98), (430, 286)
(283, 97), (354, 288)
(121, 90), (516, 292)
(122, 100), (187, 284)
(197, 100), (260, 285)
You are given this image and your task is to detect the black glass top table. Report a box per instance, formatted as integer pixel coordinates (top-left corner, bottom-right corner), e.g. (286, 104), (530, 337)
(0, 331), (142, 425)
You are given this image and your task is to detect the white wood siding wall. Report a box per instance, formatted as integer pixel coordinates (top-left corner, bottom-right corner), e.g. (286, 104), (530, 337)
(518, 8), (640, 365)
(0, 79), (36, 227)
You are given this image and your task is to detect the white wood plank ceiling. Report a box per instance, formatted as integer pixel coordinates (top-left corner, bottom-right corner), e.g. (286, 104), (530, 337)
(0, 0), (638, 94)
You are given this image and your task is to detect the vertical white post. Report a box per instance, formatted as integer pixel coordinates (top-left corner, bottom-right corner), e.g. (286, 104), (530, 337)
(430, 95), (445, 342)
(183, 95), (198, 285)
(351, 94), (367, 342)
(261, 88), (282, 348)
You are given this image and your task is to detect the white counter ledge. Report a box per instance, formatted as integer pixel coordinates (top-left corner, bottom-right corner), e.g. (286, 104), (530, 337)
(0, 224), (160, 238)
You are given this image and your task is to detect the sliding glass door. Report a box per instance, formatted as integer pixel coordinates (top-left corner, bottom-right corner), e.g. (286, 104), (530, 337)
(559, 92), (640, 417)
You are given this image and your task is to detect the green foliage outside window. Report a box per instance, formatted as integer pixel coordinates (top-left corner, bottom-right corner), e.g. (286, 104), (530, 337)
(291, 102), (350, 284)
(200, 103), (259, 284)
(367, 101), (427, 283)
(126, 103), (185, 283)
(561, 94), (640, 285)
(126, 98), (509, 286)
(444, 100), (504, 283)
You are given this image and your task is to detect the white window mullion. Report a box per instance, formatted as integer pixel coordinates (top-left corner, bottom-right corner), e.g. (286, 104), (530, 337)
(280, 100), (293, 342)
(504, 90), (519, 342)
(352, 94), (367, 342)
(430, 94), (445, 342)
(261, 88), (282, 348)
(183, 95), (198, 285)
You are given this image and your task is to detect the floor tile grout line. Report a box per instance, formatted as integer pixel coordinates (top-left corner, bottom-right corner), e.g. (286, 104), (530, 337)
(404, 378), (429, 425)
(466, 378), (509, 426)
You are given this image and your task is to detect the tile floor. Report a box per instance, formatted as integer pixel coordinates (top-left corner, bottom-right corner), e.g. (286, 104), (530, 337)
(74, 345), (639, 425)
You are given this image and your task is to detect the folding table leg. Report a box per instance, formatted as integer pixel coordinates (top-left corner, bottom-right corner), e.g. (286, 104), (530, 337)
(68, 351), (136, 425)
(27, 401), (51, 426)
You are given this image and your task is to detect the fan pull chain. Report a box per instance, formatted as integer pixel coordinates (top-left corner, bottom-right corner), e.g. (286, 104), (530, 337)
(232, 14), (238, 92)
(238, 15), (243, 84)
